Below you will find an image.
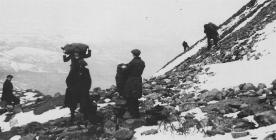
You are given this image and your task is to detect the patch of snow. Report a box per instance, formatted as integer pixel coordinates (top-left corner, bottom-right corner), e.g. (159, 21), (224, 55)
(245, 115), (259, 127)
(180, 107), (207, 121)
(207, 100), (219, 104)
(104, 98), (111, 103)
(224, 111), (240, 118)
(97, 102), (115, 109)
(233, 1), (271, 32)
(9, 135), (21, 140)
(0, 107), (70, 132)
(133, 123), (276, 140)
(197, 20), (276, 90)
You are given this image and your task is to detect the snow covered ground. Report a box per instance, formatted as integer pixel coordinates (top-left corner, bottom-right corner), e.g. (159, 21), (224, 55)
(0, 107), (70, 132)
(154, 0), (268, 77)
(133, 124), (276, 140)
(0, 100), (115, 132)
(198, 19), (276, 90)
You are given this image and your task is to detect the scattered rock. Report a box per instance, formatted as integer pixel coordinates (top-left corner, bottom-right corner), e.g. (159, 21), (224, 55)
(20, 134), (36, 140)
(240, 83), (256, 91)
(141, 129), (158, 135)
(237, 108), (254, 118)
(104, 120), (117, 134)
(257, 83), (267, 89)
(254, 111), (276, 126)
(231, 131), (249, 139)
(263, 133), (276, 140)
(179, 102), (197, 112)
(113, 128), (134, 140)
(200, 89), (223, 102)
(122, 119), (145, 129)
(34, 101), (55, 115)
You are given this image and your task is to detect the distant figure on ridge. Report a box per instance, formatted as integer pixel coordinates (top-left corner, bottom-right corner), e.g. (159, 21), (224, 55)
(204, 22), (219, 50)
(182, 41), (189, 52)
(1, 75), (20, 107)
(115, 63), (128, 97)
(124, 49), (145, 118)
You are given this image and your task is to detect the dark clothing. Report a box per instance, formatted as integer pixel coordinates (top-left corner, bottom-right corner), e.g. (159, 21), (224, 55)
(125, 57), (145, 78)
(115, 64), (128, 97)
(182, 41), (189, 52)
(64, 67), (95, 120)
(207, 35), (219, 49)
(124, 57), (145, 99)
(1, 80), (19, 105)
(126, 97), (139, 117)
(124, 57), (145, 117)
(64, 67), (92, 108)
(204, 23), (219, 49)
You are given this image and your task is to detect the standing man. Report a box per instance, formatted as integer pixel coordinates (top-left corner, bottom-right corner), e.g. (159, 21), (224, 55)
(124, 49), (145, 118)
(182, 41), (189, 52)
(1, 75), (20, 106)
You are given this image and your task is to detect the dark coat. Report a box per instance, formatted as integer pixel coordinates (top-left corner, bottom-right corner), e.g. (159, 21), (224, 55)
(204, 23), (219, 38)
(182, 41), (189, 51)
(115, 64), (128, 97)
(124, 57), (145, 99)
(64, 67), (92, 109)
(1, 80), (19, 104)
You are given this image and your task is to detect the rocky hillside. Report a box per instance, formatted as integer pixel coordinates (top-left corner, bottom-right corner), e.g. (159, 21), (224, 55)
(1, 0), (276, 139)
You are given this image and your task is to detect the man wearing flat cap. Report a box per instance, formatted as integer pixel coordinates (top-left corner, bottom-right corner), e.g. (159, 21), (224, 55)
(124, 49), (145, 118)
(1, 75), (20, 107)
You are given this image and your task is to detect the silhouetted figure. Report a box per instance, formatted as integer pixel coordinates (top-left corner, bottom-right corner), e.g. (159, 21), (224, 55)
(124, 49), (145, 118)
(115, 63), (128, 97)
(182, 41), (189, 52)
(64, 60), (95, 122)
(204, 22), (219, 49)
(1, 75), (20, 106)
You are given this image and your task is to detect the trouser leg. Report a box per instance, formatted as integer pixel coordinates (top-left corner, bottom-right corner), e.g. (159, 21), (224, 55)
(127, 98), (139, 117)
(213, 36), (219, 46)
(207, 37), (212, 49)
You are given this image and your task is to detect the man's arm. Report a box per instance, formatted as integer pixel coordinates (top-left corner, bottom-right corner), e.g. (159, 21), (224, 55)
(83, 49), (91, 58)
(63, 55), (71, 62)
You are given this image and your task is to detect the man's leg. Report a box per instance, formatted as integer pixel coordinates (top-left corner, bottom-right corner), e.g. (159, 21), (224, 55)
(214, 35), (219, 46)
(128, 98), (139, 118)
(207, 37), (212, 50)
(12, 96), (20, 106)
(70, 106), (77, 122)
(132, 98), (140, 117)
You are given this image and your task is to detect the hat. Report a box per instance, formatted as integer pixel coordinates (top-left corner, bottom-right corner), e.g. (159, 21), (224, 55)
(131, 49), (141, 56)
(7, 75), (13, 78)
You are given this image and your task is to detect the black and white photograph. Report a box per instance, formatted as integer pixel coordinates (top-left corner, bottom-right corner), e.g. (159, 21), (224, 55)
(1, 0), (276, 139)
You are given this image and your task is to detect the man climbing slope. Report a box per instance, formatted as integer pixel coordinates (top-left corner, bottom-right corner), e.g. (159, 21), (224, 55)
(204, 22), (220, 50)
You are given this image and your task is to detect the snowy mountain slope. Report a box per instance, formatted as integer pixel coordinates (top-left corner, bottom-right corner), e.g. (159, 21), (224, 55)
(154, 0), (272, 77)
(2, 0), (276, 140)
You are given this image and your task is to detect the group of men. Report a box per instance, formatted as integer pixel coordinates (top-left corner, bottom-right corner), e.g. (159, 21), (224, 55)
(1, 22), (218, 122)
(62, 47), (145, 121)
(182, 22), (220, 52)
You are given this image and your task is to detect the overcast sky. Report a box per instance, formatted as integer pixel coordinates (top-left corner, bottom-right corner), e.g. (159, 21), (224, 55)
(0, 0), (249, 88)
